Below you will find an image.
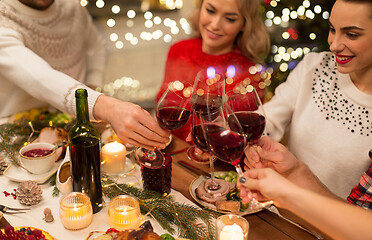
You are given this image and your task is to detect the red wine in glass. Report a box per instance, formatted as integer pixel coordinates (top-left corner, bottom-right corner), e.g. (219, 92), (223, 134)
(156, 106), (191, 131)
(191, 94), (223, 121)
(136, 81), (192, 168)
(231, 111), (266, 144)
(191, 124), (209, 152)
(204, 123), (246, 168)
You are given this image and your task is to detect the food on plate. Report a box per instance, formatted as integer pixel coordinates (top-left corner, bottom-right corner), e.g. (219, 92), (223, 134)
(195, 172), (250, 213)
(0, 226), (54, 240)
(195, 178), (235, 204)
(91, 221), (162, 240)
(216, 200), (240, 213)
(37, 127), (68, 160)
(215, 171), (238, 183)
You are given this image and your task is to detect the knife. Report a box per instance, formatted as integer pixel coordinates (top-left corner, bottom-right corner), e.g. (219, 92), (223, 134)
(177, 160), (211, 178)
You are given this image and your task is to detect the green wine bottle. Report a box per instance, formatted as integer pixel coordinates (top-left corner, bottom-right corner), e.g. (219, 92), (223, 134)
(68, 88), (103, 213)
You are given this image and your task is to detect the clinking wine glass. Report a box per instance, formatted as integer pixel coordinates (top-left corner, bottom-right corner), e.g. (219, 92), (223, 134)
(190, 109), (220, 191)
(227, 87), (273, 209)
(135, 81), (192, 168)
(227, 87), (266, 145)
(200, 102), (246, 176)
(187, 67), (225, 163)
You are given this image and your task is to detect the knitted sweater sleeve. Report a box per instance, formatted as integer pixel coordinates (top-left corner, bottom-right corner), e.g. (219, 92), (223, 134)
(263, 53), (308, 141)
(0, 27), (102, 119)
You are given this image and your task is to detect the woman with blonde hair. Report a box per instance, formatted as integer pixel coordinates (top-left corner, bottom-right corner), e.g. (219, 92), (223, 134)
(156, 0), (270, 142)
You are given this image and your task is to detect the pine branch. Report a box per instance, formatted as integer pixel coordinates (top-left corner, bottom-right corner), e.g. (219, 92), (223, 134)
(102, 176), (219, 239)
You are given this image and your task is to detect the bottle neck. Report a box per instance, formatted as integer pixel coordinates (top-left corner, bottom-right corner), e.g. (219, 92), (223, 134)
(75, 89), (90, 124)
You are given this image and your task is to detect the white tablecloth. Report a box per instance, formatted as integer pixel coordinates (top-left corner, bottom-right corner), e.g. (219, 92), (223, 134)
(0, 163), (197, 239)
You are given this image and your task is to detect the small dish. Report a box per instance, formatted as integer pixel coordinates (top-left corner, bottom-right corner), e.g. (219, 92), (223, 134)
(189, 172), (263, 216)
(19, 142), (58, 174)
(3, 161), (60, 184)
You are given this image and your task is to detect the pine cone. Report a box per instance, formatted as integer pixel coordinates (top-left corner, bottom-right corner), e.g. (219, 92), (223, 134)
(16, 180), (43, 206)
(0, 158), (8, 175)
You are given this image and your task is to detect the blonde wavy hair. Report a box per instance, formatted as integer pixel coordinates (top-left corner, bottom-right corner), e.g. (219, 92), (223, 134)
(189, 0), (270, 63)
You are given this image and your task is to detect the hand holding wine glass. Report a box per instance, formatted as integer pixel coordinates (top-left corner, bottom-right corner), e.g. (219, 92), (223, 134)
(135, 81), (192, 168)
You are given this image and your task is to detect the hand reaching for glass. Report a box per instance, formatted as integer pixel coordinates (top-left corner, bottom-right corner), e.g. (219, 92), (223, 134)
(243, 136), (300, 177)
(237, 168), (298, 209)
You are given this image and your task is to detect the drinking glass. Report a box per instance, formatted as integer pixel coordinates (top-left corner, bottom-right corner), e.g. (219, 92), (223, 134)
(227, 87), (266, 145)
(227, 87), (273, 210)
(190, 109), (220, 191)
(187, 67), (225, 163)
(135, 81), (192, 168)
(200, 102), (246, 176)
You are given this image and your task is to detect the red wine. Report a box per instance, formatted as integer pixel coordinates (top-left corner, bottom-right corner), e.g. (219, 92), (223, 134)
(191, 94), (222, 121)
(233, 112), (265, 143)
(191, 125), (209, 151)
(141, 153), (172, 194)
(156, 107), (191, 130)
(205, 124), (245, 165)
(70, 137), (103, 213)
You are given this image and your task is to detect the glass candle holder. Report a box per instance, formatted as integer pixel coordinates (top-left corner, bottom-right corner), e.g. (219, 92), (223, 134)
(216, 214), (249, 240)
(108, 195), (141, 230)
(59, 192), (93, 230)
(140, 153), (172, 195)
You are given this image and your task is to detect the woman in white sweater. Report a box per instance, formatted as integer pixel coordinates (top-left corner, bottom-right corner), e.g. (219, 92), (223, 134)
(0, 0), (170, 150)
(246, 0), (372, 199)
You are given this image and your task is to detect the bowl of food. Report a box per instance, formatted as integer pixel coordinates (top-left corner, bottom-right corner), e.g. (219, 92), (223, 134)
(19, 142), (58, 174)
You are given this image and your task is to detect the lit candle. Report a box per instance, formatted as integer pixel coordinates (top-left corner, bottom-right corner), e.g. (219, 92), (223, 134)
(101, 141), (127, 174)
(59, 192), (93, 230)
(216, 214), (249, 240)
(219, 223), (244, 240)
(108, 195), (141, 230)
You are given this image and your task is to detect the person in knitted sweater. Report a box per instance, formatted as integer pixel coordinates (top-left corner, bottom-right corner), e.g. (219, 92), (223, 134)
(245, 0), (372, 200)
(0, 0), (170, 150)
(155, 0), (270, 142)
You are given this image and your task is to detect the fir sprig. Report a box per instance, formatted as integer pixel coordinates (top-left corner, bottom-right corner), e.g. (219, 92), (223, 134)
(102, 176), (220, 240)
(0, 123), (32, 166)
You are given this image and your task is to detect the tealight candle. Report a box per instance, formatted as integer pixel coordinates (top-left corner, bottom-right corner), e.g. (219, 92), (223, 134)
(59, 192), (93, 230)
(108, 195), (141, 230)
(216, 214), (249, 240)
(101, 141), (127, 174)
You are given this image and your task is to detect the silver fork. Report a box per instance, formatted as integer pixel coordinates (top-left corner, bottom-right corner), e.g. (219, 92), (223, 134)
(0, 205), (30, 214)
(266, 205), (324, 239)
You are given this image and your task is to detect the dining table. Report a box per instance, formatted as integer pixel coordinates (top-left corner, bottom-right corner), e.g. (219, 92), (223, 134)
(0, 131), (331, 239)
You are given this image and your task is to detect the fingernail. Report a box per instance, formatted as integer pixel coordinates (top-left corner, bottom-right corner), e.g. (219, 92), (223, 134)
(239, 177), (247, 183)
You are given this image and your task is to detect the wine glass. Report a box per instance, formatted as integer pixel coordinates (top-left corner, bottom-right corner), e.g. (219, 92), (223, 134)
(227, 87), (273, 209)
(227, 87), (266, 145)
(189, 109), (220, 191)
(135, 81), (192, 168)
(187, 67), (225, 163)
(200, 102), (246, 176)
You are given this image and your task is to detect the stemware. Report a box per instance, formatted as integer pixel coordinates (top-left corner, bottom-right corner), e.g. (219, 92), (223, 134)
(200, 102), (246, 176)
(189, 109), (220, 191)
(227, 87), (274, 210)
(187, 67), (225, 164)
(135, 81), (192, 168)
(227, 87), (266, 145)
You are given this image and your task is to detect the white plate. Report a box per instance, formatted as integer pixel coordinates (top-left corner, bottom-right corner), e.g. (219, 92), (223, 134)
(189, 172), (263, 215)
(3, 161), (60, 184)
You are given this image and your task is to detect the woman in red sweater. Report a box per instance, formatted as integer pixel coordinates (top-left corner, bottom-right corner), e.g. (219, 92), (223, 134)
(156, 0), (270, 142)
